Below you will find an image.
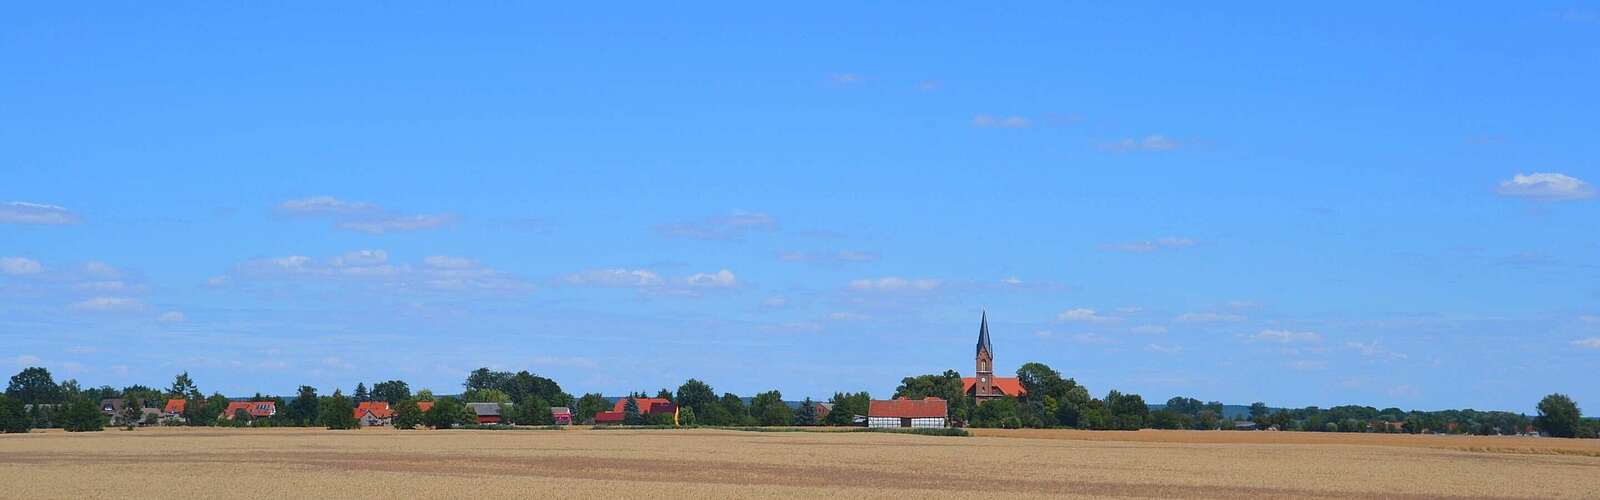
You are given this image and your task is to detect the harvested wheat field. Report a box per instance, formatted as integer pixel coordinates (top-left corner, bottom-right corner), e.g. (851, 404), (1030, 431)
(2, 427), (1598, 499)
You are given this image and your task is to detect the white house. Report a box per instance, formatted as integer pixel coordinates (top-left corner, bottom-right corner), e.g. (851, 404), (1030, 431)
(866, 397), (948, 429)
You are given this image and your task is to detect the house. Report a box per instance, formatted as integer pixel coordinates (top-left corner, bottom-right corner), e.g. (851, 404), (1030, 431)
(465, 402), (503, 424)
(962, 312), (1028, 404)
(593, 397), (677, 424)
(416, 401), (434, 413)
(867, 397), (948, 429)
(550, 407), (573, 425)
(354, 401), (394, 427)
(100, 398), (127, 417)
(222, 401), (277, 420)
(814, 402), (833, 421)
(163, 399), (187, 417)
(1232, 421), (1258, 431)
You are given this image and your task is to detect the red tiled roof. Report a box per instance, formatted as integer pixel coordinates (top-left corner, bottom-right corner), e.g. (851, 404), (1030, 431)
(612, 398), (674, 414)
(868, 397), (948, 419)
(164, 399), (186, 414)
(354, 401), (394, 419)
(594, 411), (624, 423)
(961, 377), (1028, 397)
(223, 401), (276, 418)
(416, 401), (434, 413)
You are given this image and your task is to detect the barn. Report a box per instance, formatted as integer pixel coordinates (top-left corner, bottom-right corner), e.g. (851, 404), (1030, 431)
(867, 397), (948, 429)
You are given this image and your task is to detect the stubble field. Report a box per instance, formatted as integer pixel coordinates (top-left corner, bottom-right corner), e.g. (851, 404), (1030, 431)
(2, 427), (1598, 499)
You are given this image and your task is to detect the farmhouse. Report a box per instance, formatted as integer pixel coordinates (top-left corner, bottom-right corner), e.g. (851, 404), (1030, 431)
(466, 402), (503, 424)
(354, 401), (394, 427)
(594, 397), (676, 424)
(222, 401), (277, 419)
(962, 311), (1026, 403)
(163, 399), (186, 417)
(867, 397), (948, 428)
(550, 407), (573, 425)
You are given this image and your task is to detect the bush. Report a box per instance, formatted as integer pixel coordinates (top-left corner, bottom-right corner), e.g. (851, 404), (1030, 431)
(0, 395), (30, 433)
(59, 398), (105, 432)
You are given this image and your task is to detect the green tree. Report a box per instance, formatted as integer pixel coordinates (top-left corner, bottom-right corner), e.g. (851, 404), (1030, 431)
(119, 398), (143, 430)
(425, 398), (469, 429)
(823, 391), (870, 426)
(575, 393), (609, 423)
(894, 370), (969, 423)
(675, 379), (717, 419)
(678, 406), (697, 426)
(0, 395), (30, 433)
(286, 386), (319, 426)
(319, 390), (357, 430)
(718, 392), (752, 426)
(795, 398), (818, 426)
(370, 380), (411, 405)
(1534, 393), (1582, 438)
(353, 383), (371, 403)
(415, 389), (436, 401)
(461, 388), (512, 404)
(465, 368), (513, 392)
(749, 390), (791, 426)
(59, 397), (105, 432)
(166, 372), (201, 400)
(1105, 390), (1149, 430)
(6, 367), (63, 405)
(972, 397), (1022, 428)
(622, 397), (644, 425)
(392, 399), (422, 430)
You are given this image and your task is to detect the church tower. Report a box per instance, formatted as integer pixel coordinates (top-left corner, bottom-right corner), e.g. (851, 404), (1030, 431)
(974, 310), (995, 401)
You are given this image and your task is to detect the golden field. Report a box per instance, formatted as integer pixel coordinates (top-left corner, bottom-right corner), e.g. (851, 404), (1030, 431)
(2, 427), (1598, 499)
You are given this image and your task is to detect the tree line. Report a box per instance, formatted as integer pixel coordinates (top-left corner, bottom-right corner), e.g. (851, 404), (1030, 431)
(2, 364), (1594, 438)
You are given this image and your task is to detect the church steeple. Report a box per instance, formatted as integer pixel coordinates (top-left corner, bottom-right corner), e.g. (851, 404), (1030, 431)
(976, 309), (992, 356)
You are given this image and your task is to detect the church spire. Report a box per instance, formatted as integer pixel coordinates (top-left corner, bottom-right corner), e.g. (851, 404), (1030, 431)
(976, 309), (992, 355)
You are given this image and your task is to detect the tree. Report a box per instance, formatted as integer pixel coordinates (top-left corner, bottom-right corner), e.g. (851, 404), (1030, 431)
(678, 406), (697, 426)
(972, 397), (1022, 428)
(718, 392), (751, 426)
(393, 400), (422, 430)
(1534, 393), (1581, 438)
(519, 397), (553, 426)
(461, 388), (512, 404)
(319, 390), (357, 430)
(167, 372), (200, 400)
(894, 370), (969, 423)
(287, 386), (319, 426)
(675, 379), (717, 418)
(823, 392), (870, 426)
(59, 397), (105, 432)
(415, 389), (435, 401)
(749, 390), (791, 426)
(425, 398), (469, 429)
(0, 395), (30, 433)
(465, 368), (513, 392)
(795, 398), (818, 426)
(353, 383), (371, 403)
(119, 397), (143, 430)
(6, 367), (63, 405)
(371, 381), (411, 405)
(622, 397), (644, 425)
(1105, 391), (1149, 430)
(575, 393), (608, 423)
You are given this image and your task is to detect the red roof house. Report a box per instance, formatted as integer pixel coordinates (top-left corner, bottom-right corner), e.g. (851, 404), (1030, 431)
(222, 401), (277, 419)
(416, 401), (435, 413)
(867, 397), (948, 429)
(594, 398), (678, 424)
(163, 399), (187, 415)
(354, 401), (395, 426)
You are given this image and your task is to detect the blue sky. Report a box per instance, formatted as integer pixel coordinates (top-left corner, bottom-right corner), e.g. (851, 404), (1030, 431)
(3, 3), (1598, 412)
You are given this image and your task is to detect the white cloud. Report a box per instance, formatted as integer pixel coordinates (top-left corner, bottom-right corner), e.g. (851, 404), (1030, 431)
(70, 296), (143, 312)
(685, 269), (738, 288)
(1251, 329), (1322, 343)
(1572, 338), (1600, 349)
(762, 296), (789, 308)
(972, 114), (1032, 129)
(1145, 343), (1182, 354)
(657, 211), (778, 240)
(0, 201), (79, 225)
(764, 321), (823, 333)
(277, 196), (378, 214)
(332, 250), (389, 267)
(321, 357), (353, 370)
(0, 256), (43, 275)
(1175, 312), (1246, 323)
(828, 312), (870, 321)
(12, 354), (42, 366)
(1102, 134), (1180, 152)
(1496, 172), (1595, 201)
(337, 214), (457, 234)
(848, 276), (942, 292)
(780, 250), (879, 263)
(564, 268), (664, 288)
(423, 255), (476, 269)
(1288, 360), (1327, 371)
(1346, 340), (1407, 360)
(1100, 237), (1195, 253)
(80, 261), (123, 279)
(1387, 384), (1421, 398)
(1130, 325), (1168, 334)
(1058, 308), (1116, 323)
(158, 311), (186, 323)
(278, 196), (456, 234)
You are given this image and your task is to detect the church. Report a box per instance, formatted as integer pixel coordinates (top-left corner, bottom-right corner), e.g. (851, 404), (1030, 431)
(962, 311), (1027, 402)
